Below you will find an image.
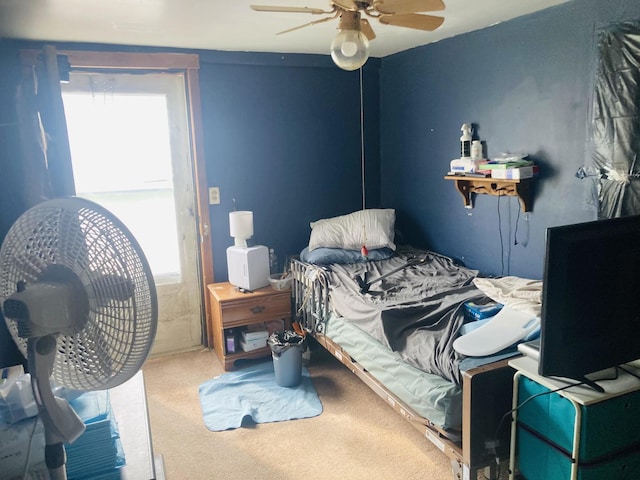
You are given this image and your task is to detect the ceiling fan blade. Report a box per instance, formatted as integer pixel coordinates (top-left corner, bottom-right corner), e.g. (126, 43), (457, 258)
(332, 0), (358, 11)
(374, 0), (445, 15)
(277, 15), (336, 35)
(360, 19), (376, 41)
(251, 5), (330, 14)
(379, 13), (444, 31)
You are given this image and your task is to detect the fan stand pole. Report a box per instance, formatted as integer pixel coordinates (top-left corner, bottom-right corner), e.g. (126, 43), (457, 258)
(44, 439), (68, 480)
(28, 336), (86, 480)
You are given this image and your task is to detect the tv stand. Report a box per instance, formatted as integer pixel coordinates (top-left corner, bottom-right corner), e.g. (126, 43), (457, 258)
(508, 355), (640, 480)
(573, 375), (606, 394)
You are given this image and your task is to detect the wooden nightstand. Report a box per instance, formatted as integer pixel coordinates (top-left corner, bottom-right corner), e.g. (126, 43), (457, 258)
(207, 282), (291, 370)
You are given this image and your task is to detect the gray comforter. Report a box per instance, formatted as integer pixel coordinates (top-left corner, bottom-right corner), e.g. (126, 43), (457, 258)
(327, 249), (486, 384)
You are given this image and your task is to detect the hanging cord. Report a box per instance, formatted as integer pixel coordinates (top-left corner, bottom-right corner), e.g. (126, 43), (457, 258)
(506, 196), (513, 275)
(21, 415), (40, 480)
(359, 67), (366, 210)
(498, 193), (505, 275)
(514, 204), (521, 245)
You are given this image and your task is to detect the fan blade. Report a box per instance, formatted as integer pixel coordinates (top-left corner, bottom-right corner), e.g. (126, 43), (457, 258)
(379, 13), (444, 31)
(332, 0), (358, 11)
(251, 5), (329, 14)
(375, 0), (445, 15)
(277, 15), (336, 35)
(360, 19), (376, 41)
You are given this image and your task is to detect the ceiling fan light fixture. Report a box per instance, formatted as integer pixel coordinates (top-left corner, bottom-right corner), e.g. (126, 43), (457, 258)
(253, 1), (448, 71)
(330, 29), (369, 71)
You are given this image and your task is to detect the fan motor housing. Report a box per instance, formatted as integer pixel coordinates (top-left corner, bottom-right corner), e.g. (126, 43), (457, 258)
(4, 280), (89, 338)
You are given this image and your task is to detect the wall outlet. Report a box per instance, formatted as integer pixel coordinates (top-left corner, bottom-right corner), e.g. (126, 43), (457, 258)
(208, 187), (220, 205)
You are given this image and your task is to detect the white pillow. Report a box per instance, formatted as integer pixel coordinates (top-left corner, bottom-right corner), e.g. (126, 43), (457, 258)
(308, 209), (396, 252)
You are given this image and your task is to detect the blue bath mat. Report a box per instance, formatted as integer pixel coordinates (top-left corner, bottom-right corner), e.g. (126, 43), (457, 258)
(198, 361), (323, 431)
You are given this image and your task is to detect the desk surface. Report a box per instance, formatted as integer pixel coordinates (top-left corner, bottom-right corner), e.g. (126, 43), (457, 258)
(2, 370), (161, 479)
(509, 355), (640, 406)
(110, 370), (160, 480)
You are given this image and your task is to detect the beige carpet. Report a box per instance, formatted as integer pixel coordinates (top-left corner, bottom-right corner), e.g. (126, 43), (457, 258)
(142, 344), (454, 480)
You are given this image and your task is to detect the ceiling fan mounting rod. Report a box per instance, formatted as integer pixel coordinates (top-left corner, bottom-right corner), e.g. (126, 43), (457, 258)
(333, 0), (374, 12)
(338, 10), (361, 30)
(355, 1), (373, 10)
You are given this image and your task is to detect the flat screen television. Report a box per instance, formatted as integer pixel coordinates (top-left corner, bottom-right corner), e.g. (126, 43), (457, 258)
(539, 214), (640, 392)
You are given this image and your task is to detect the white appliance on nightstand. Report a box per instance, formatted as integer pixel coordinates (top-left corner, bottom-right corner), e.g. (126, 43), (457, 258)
(226, 211), (269, 291)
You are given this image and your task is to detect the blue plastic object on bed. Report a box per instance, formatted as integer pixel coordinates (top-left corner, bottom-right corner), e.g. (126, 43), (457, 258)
(198, 361), (322, 431)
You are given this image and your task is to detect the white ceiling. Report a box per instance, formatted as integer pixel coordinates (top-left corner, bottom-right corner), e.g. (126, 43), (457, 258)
(0, 0), (570, 58)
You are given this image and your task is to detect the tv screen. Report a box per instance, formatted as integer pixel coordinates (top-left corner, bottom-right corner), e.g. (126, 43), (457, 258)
(539, 214), (640, 391)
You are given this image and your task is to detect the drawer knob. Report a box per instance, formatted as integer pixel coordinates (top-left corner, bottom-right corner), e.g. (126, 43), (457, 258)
(250, 305), (265, 314)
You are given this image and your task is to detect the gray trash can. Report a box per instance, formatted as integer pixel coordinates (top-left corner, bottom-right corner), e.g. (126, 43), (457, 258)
(268, 330), (306, 387)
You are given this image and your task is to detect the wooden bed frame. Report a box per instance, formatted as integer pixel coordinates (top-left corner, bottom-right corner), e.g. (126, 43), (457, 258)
(291, 259), (515, 480)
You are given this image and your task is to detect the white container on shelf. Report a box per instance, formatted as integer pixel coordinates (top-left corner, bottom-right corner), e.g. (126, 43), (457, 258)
(471, 140), (483, 160)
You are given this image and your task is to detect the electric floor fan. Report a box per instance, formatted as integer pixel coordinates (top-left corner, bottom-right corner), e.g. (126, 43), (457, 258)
(0, 197), (158, 480)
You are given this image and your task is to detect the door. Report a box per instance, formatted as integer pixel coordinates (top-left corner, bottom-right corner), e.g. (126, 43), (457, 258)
(61, 71), (202, 355)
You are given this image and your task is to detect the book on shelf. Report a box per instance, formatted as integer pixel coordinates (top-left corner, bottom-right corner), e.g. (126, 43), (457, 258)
(491, 166), (534, 179)
(446, 171), (491, 178)
(481, 160), (533, 170)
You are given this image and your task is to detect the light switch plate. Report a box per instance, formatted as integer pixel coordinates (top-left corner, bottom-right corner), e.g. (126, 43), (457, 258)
(208, 187), (220, 205)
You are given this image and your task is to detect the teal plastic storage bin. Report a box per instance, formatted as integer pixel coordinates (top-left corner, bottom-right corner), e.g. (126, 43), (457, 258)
(516, 376), (640, 480)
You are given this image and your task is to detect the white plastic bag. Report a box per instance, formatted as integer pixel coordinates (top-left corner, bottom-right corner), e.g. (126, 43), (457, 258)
(0, 373), (38, 426)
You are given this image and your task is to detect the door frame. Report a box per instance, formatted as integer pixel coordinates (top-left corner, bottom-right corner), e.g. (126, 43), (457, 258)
(19, 48), (215, 346)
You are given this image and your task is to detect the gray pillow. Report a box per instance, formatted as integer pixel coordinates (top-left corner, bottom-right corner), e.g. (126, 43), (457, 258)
(300, 246), (395, 265)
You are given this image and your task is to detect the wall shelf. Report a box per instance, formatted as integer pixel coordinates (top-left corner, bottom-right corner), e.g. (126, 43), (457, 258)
(444, 175), (532, 212)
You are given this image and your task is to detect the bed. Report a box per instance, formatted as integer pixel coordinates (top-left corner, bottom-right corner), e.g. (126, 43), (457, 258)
(291, 209), (532, 480)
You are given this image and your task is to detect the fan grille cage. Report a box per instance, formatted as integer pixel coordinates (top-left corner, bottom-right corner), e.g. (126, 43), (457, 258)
(1, 198), (158, 391)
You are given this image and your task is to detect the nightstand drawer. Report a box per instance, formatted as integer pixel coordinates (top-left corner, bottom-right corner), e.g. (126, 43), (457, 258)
(221, 294), (290, 328)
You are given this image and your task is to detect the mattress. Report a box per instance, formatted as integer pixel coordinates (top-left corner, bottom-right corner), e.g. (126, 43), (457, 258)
(325, 250), (483, 384)
(322, 312), (463, 430)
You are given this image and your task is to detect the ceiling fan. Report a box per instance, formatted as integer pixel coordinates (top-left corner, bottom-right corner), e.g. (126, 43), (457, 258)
(251, 0), (446, 70)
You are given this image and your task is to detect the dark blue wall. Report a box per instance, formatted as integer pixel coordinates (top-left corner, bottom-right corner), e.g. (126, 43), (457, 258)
(380, 0), (640, 279)
(0, 43), (26, 369)
(198, 52), (381, 281)
(0, 43), (381, 366)
(0, 44), (381, 285)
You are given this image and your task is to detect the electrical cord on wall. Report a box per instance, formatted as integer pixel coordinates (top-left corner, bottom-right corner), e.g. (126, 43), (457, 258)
(514, 205), (521, 246)
(498, 194), (531, 276)
(497, 193), (505, 275)
(506, 195), (514, 274)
